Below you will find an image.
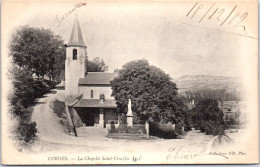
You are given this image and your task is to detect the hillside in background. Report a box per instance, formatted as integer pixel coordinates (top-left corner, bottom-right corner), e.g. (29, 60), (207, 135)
(174, 75), (243, 92)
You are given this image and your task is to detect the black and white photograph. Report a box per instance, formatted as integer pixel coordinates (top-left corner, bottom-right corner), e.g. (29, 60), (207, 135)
(1, 0), (258, 165)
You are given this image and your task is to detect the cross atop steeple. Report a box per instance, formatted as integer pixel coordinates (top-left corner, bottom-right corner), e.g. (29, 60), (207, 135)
(68, 14), (86, 47)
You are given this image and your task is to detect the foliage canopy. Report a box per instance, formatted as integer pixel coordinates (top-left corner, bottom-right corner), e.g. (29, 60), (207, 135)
(111, 59), (183, 124)
(10, 25), (65, 81)
(191, 99), (225, 135)
(87, 57), (108, 72)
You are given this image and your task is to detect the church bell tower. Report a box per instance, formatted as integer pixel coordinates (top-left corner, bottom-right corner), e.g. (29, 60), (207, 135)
(65, 15), (87, 103)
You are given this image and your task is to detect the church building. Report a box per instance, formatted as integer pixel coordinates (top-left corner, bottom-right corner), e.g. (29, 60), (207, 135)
(64, 15), (119, 130)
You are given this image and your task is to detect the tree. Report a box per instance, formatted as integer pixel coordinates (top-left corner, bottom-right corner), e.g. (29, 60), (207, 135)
(191, 99), (225, 135)
(87, 57), (108, 72)
(8, 65), (34, 116)
(8, 26), (65, 146)
(9, 25), (65, 81)
(8, 65), (55, 117)
(110, 59), (184, 124)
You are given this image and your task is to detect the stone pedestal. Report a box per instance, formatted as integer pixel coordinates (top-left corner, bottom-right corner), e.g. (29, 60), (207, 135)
(98, 109), (104, 128)
(127, 116), (133, 127)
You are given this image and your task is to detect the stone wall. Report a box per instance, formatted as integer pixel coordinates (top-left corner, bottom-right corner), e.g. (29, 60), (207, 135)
(78, 85), (114, 99)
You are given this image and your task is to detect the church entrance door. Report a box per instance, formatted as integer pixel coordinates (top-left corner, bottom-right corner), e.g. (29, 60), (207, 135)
(75, 108), (99, 126)
(85, 113), (95, 126)
(84, 109), (99, 126)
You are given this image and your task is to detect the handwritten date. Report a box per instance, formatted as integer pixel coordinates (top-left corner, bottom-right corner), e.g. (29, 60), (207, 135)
(186, 2), (248, 32)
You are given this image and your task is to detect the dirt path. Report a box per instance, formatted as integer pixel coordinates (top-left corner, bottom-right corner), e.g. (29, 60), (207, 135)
(31, 90), (70, 142)
(30, 90), (116, 152)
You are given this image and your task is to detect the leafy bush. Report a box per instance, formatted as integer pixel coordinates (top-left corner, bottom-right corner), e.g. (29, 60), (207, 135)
(182, 107), (192, 131)
(149, 121), (177, 139)
(200, 120), (225, 136)
(9, 65), (56, 117)
(116, 124), (126, 133)
(175, 122), (184, 135)
(191, 99), (225, 136)
(51, 99), (69, 133)
(15, 121), (38, 144)
(51, 100), (66, 118)
(118, 113), (127, 124)
(32, 80), (56, 98)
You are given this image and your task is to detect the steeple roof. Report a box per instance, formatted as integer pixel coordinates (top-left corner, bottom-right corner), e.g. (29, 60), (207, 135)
(68, 14), (86, 47)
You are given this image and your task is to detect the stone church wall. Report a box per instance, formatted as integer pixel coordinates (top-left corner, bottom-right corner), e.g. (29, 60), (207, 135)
(78, 85), (114, 99)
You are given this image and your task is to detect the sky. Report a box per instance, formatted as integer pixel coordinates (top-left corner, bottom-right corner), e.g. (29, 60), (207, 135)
(3, 1), (258, 79)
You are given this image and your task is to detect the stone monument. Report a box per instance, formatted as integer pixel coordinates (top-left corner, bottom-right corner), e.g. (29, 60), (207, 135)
(126, 99), (133, 127)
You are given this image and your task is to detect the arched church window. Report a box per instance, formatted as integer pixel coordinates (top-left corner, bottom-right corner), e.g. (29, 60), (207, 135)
(73, 49), (77, 60)
(91, 90), (94, 98)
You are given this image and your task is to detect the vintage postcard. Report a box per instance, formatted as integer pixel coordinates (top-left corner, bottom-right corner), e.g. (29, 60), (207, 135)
(1, 0), (258, 165)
